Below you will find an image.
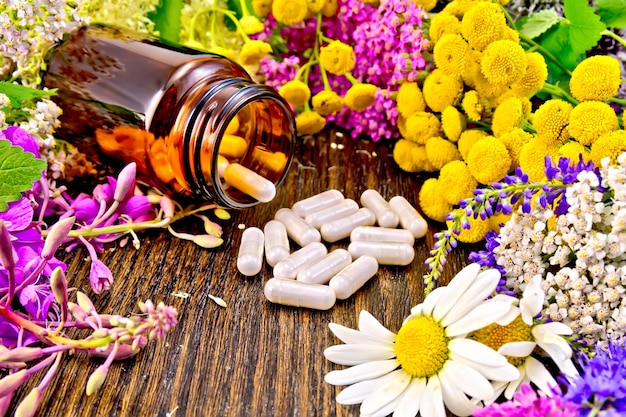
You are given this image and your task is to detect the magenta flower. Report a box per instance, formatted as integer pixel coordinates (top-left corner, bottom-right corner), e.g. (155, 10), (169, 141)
(0, 127), (39, 157)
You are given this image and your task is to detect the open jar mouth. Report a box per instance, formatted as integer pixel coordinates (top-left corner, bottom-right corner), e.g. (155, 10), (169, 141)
(189, 83), (296, 209)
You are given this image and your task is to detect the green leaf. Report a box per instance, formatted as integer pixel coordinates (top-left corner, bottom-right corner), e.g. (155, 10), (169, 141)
(519, 9), (562, 39)
(595, 0), (626, 28)
(0, 140), (47, 212)
(0, 82), (55, 107)
(149, 0), (183, 44)
(564, 0), (606, 56)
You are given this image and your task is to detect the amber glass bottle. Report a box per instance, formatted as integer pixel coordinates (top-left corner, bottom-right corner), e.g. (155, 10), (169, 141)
(43, 25), (296, 209)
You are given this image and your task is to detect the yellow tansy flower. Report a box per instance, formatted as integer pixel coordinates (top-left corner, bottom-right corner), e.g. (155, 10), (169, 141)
(569, 101), (619, 146)
(239, 16), (265, 35)
(441, 0), (475, 18)
(396, 82), (426, 119)
(559, 141), (591, 165)
(491, 96), (525, 138)
(321, 0), (338, 16)
(510, 52), (548, 98)
(296, 111), (326, 135)
(311, 90), (344, 116)
(393, 139), (436, 172)
(272, 0), (308, 25)
(447, 208), (491, 243)
(404, 111), (442, 145)
(419, 178), (453, 223)
(570, 55), (622, 102)
(320, 41), (355, 76)
(532, 99), (573, 145)
(428, 12), (462, 44)
(480, 39), (527, 87)
(498, 128), (534, 170)
(414, 0), (437, 12)
(433, 34), (471, 76)
(252, 0), (273, 16)
(461, 49), (482, 89)
(425, 136), (462, 170)
(238, 40), (272, 66)
(441, 105), (466, 142)
(461, 90), (486, 122)
(458, 129), (489, 161)
(439, 160), (478, 205)
(473, 68), (508, 99)
(279, 80), (311, 107)
(488, 211), (511, 233)
(344, 83), (377, 112)
(519, 136), (560, 182)
(422, 69), (464, 112)
(461, 2), (508, 51)
(467, 137), (511, 185)
(306, 0), (326, 13)
(589, 130), (626, 166)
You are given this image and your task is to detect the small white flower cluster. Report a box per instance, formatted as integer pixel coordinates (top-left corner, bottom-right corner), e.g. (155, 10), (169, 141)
(0, 0), (85, 85)
(495, 154), (626, 349)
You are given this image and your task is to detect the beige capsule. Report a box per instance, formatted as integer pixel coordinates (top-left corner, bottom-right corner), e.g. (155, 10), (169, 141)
(350, 226), (415, 246)
(292, 189), (345, 217)
(274, 207), (321, 247)
(360, 189), (399, 228)
(264, 278), (336, 310)
(329, 256), (379, 300)
(388, 196), (428, 238)
(347, 241), (415, 266)
(273, 241), (328, 279)
(304, 199), (359, 229)
(320, 208), (376, 243)
(297, 249), (353, 285)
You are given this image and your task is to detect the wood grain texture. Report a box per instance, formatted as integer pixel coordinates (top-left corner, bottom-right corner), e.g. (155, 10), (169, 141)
(11, 129), (478, 417)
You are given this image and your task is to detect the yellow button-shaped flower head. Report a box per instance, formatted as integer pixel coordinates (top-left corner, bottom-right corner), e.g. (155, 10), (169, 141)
(569, 101), (619, 146)
(252, 0), (273, 16)
(461, 2), (508, 51)
(570, 55), (621, 102)
(429, 12), (462, 44)
(238, 40), (272, 66)
(480, 39), (527, 87)
(467, 136), (511, 185)
(306, 0), (326, 13)
(559, 141), (590, 165)
(239, 15), (265, 35)
(272, 0), (308, 25)
(311, 90), (344, 116)
(441, 105), (466, 142)
(425, 136), (462, 170)
(419, 178), (453, 222)
(439, 160), (477, 205)
(590, 130), (626, 166)
(491, 96), (525, 138)
(396, 82), (426, 119)
(498, 128), (534, 170)
(519, 136), (560, 182)
(433, 33), (471, 77)
(458, 129), (489, 161)
(404, 111), (441, 145)
(296, 111), (326, 135)
(532, 99), (573, 145)
(279, 80), (311, 107)
(511, 52), (548, 98)
(461, 90), (488, 122)
(423, 69), (464, 112)
(344, 83), (377, 112)
(320, 40), (355, 76)
(393, 139), (435, 172)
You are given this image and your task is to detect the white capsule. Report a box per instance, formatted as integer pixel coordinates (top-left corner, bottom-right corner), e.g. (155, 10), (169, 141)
(264, 278), (336, 310)
(274, 208), (321, 247)
(350, 226), (415, 246)
(347, 241), (415, 266)
(304, 199), (359, 229)
(297, 249), (353, 285)
(224, 163), (276, 203)
(360, 189), (399, 228)
(273, 242), (328, 279)
(388, 196), (428, 238)
(217, 155), (229, 178)
(329, 256), (379, 300)
(236, 227), (265, 276)
(320, 208), (376, 243)
(264, 220), (290, 267)
(292, 189), (344, 217)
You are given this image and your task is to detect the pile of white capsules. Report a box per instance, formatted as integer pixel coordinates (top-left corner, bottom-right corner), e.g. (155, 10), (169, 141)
(236, 189), (428, 310)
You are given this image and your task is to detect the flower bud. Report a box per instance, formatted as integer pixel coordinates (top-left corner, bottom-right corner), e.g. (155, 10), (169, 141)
(41, 217), (75, 260)
(113, 163), (137, 202)
(192, 234), (224, 248)
(75, 291), (96, 315)
(159, 196), (175, 219)
(86, 364), (109, 396)
(0, 222), (15, 270)
(87, 343), (140, 360)
(198, 215), (223, 237)
(0, 347), (43, 363)
(50, 267), (68, 307)
(14, 387), (41, 417)
(213, 208), (230, 220)
(68, 302), (88, 322)
(0, 370), (29, 397)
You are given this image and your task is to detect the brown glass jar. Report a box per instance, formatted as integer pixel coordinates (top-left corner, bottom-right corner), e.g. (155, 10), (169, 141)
(43, 25), (296, 209)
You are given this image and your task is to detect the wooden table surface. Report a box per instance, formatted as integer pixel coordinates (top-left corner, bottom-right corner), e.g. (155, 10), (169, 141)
(13, 129), (477, 417)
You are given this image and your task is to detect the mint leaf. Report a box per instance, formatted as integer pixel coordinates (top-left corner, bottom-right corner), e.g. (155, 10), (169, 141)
(519, 9), (562, 38)
(565, 0), (607, 56)
(148, 0), (182, 43)
(0, 82), (56, 107)
(0, 140), (46, 212)
(595, 0), (626, 28)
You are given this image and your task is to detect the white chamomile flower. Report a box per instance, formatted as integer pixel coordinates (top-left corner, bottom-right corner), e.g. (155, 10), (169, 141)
(471, 274), (579, 402)
(323, 263), (520, 417)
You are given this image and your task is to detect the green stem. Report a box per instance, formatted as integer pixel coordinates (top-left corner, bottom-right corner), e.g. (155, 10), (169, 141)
(540, 82), (579, 106)
(314, 13), (332, 91)
(602, 30), (626, 49)
(345, 72), (359, 86)
(609, 96), (626, 106)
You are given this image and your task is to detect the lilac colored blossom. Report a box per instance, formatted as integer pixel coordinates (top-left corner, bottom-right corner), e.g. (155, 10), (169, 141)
(473, 383), (580, 417)
(0, 126), (40, 157)
(562, 343), (626, 416)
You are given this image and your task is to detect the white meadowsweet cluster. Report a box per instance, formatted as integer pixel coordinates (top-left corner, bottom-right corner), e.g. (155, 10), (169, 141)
(495, 154), (626, 349)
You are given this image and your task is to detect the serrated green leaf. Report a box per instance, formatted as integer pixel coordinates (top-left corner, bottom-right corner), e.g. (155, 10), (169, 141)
(536, 23), (581, 74)
(0, 140), (47, 212)
(595, 0), (626, 28)
(0, 82), (55, 107)
(519, 9), (562, 38)
(149, 0), (183, 43)
(564, 0), (607, 56)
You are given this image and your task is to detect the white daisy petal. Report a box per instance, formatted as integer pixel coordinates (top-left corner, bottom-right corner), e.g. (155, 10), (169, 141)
(448, 339), (508, 367)
(503, 366), (525, 399)
(449, 351), (519, 382)
(335, 369), (402, 405)
(409, 303), (423, 317)
(420, 286), (447, 316)
(441, 270), (502, 326)
(497, 341), (537, 357)
(440, 370), (478, 417)
(446, 301), (513, 336)
(324, 344), (397, 365)
(324, 359), (400, 385)
(358, 310), (397, 341)
(535, 321), (573, 336)
(496, 305), (520, 326)
(393, 378), (426, 417)
(432, 263), (481, 321)
(363, 389), (405, 417)
(442, 360), (494, 400)
(329, 323), (395, 346)
(487, 380), (508, 404)
(520, 275), (545, 324)
(360, 369), (411, 415)
(420, 376), (446, 417)
(525, 356), (558, 395)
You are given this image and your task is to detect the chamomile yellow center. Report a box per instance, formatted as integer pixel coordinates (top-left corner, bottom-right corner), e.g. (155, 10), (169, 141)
(394, 315), (449, 378)
(470, 315), (533, 367)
